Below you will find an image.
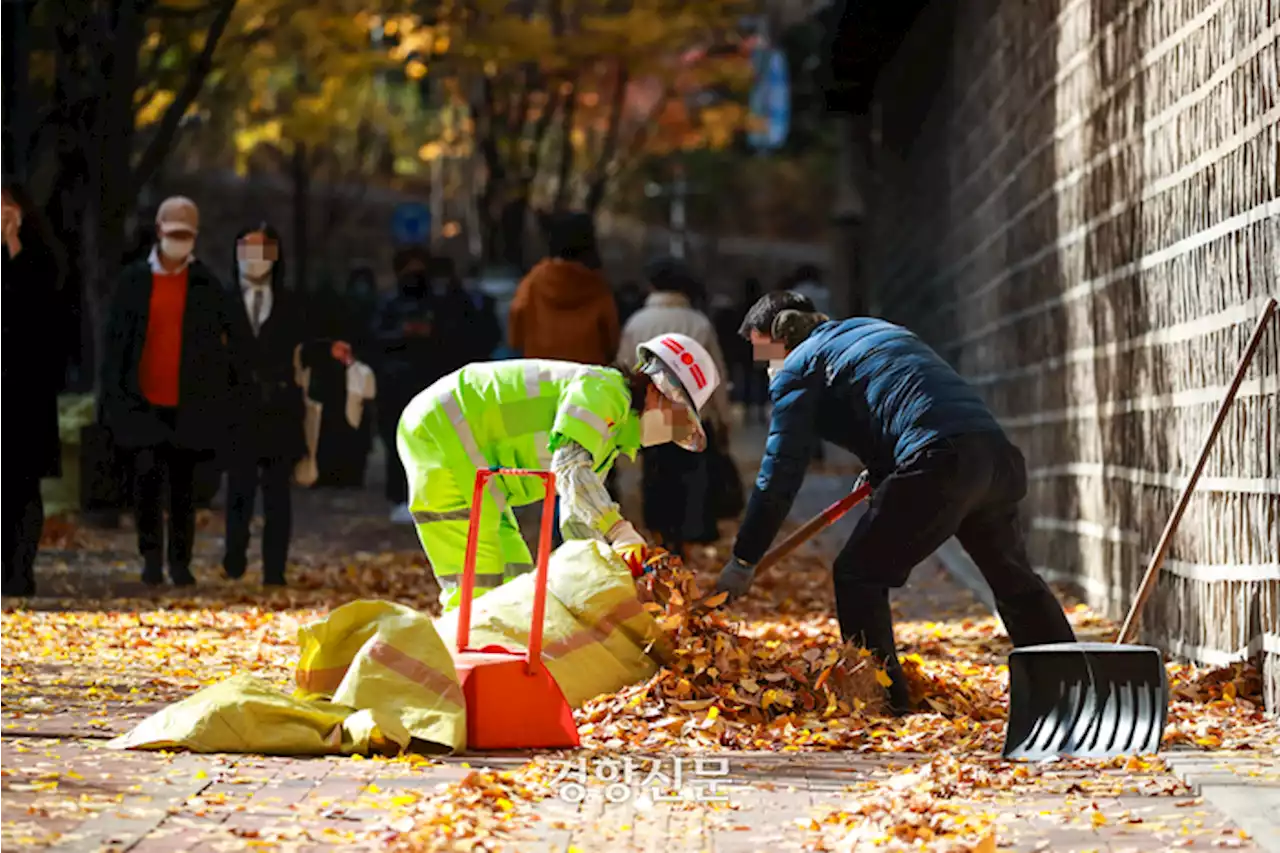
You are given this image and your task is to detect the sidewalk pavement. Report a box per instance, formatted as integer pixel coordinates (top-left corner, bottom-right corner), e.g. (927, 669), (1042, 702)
(2, 430), (1277, 851)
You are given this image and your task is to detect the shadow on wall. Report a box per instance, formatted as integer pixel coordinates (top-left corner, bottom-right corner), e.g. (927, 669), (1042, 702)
(869, 1), (958, 338)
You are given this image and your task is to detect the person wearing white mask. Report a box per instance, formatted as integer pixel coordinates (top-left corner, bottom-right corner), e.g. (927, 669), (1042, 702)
(101, 196), (241, 588)
(222, 223), (309, 587)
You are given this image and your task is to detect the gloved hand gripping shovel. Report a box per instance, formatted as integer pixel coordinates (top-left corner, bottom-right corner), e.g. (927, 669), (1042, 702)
(695, 477), (874, 613)
(1003, 298), (1277, 760)
(452, 468), (580, 750)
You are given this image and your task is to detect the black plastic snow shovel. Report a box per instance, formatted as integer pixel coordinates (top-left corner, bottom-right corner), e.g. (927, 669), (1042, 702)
(1002, 298), (1277, 760)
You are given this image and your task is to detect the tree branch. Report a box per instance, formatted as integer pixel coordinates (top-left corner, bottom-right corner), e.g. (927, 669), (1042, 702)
(585, 60), (629, 214)
(552, 79), (577, 210)
(131, 0), (237, 189)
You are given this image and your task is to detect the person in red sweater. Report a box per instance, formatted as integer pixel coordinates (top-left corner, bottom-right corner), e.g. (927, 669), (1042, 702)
(101, 197), (240, 587)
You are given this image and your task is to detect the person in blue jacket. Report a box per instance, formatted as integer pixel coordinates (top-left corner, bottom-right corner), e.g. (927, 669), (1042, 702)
(714, 292), (1077, 714)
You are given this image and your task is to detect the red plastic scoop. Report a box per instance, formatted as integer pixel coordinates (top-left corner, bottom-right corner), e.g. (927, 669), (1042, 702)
(452, 468), (580, 751)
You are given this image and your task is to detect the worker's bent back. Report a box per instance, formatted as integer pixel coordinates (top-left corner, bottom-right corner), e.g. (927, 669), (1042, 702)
(395, 359), (641, 611)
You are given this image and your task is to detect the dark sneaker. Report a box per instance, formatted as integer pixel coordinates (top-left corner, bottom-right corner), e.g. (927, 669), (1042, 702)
(223, 558), (246, 580)
(169, 566), (196, 587)
(141, 563), (164, 586)
(263, 571), (287, 587)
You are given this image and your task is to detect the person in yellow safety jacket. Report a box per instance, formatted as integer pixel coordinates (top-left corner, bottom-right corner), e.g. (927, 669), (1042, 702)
(397, 332), (722, 611)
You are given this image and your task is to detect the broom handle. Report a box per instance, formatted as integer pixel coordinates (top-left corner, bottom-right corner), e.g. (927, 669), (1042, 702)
(1117, 297), (1277, 645)
(754, 481), (873, 575)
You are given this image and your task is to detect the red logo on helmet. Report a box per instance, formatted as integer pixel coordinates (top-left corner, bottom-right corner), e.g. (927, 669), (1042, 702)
(660, 337), (707, 390)
(689, 365), (707, 389)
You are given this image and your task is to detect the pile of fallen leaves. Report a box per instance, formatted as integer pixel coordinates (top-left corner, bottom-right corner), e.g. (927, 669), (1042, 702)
(577, 551), (963, 751)
(1170, 660), (1264, 705)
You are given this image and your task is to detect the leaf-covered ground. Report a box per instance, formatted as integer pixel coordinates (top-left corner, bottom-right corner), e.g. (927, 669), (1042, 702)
(2, 476), (1275, 851)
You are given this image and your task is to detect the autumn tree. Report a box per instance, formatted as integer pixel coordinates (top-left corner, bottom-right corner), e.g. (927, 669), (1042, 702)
(4, 0), (424, 379)
(390, 0), (752, 268)
(192, 2), (421, 289)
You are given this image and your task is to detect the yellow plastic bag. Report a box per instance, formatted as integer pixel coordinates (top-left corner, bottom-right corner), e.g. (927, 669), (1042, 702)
(295, 600), (466, 752)
(434, 540), (663, 708)
(111, 601), (467, 755)
(104, 674), (406, 755)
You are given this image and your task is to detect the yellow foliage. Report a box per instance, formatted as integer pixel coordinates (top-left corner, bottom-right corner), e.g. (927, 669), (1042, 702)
(136, 90), (177, 128)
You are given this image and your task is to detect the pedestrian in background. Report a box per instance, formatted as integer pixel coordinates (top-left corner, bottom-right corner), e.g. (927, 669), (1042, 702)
(222, 223), (306, 587)
(508, 212), (620, 366)
(100, 196), (239, 587)
(372, 247), (445, 523)
(424, 255), (486, 372)
(616, 279), (645, 327)
(734, 277), (770, 424)
(617, 257), (731, 557)
(2, 180), (67, 597)
(459, 264), (502, 362)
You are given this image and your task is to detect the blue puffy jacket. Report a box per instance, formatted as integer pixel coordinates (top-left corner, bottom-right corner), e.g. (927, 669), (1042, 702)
(733, 317), (1006, 564)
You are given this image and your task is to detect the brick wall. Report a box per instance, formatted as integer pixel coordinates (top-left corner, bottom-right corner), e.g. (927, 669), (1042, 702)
(865, 0), (1279, 708)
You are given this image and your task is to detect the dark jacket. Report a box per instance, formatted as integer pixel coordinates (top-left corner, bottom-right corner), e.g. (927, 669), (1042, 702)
(734, 317), (1005, 564)
(371, 278), (478, 415)
(225, 284), (307, 463)
(3, 239), (65, 481)
(466, 289), (502, 362)
(100, 258), (240, 452)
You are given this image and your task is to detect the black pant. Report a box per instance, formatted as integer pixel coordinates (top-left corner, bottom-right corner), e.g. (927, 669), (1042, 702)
(2, 475), (43, 595)
(833, 433), (1077, 705)
(134, 442), (198, 573)
(225, 456), (292, 581)
(641, 440), (711, 554)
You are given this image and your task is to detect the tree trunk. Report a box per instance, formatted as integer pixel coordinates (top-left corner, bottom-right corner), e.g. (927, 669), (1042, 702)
(552, 83), (578, 211)
(292, 142), (310, 290)
(585, 63), (629, 216)
(2, 0), (34, 177)
(83, 0), (145, 392)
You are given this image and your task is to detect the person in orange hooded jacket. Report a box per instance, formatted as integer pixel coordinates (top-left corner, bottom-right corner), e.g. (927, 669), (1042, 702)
(508, 212), (620, 366)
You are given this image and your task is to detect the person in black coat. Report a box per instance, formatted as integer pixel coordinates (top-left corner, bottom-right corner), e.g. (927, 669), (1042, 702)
(100, 196), (239, 587)
(370, 248), (444, 521)
(2, 180), (67, 597)
(222, 223), (306, 585)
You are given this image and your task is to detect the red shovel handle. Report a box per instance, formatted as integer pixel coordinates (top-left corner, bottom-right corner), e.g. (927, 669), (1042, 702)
(457, 468), (557, 675)
(753, 481), (872, 576)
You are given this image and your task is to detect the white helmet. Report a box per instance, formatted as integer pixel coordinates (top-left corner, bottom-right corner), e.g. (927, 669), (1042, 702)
(635, 333), (721, 451)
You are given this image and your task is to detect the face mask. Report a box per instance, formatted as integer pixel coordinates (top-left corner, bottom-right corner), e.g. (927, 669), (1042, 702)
(239, 258), (273, 280)
(640, 407), (674, 447)
(161, 236), (194, 260)
(767, 359), (786, 381)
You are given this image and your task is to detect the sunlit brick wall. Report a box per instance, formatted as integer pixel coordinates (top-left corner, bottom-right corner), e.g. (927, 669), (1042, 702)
(866, 0), (1279, 709)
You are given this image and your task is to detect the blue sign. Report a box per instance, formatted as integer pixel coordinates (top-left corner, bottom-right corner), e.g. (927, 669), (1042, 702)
(392, 202), (432, 244)
(748, 47), (790, 151)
